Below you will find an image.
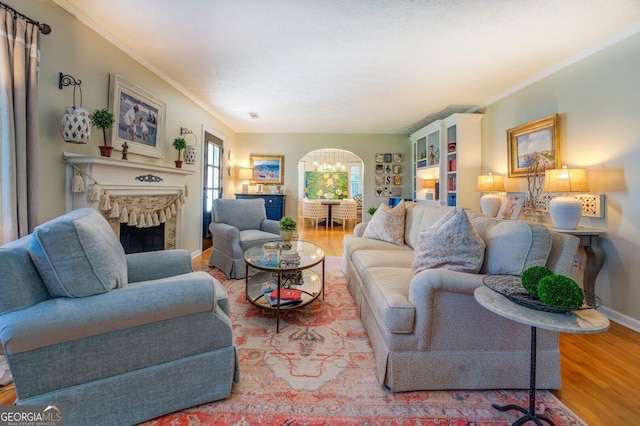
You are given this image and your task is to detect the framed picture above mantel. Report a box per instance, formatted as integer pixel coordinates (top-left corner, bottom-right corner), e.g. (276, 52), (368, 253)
(108, 74), (166, 159)
(507, 114), (560, 177)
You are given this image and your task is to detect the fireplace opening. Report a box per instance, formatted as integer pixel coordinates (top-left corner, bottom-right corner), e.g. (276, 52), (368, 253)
(120, 223), (165, 254)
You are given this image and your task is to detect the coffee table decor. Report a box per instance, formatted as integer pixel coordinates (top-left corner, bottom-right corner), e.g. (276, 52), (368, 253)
(483, 275), (601, 314)
(245, 240), (325, 332)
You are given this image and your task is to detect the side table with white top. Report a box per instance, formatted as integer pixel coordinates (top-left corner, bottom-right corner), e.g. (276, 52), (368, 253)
(474, 282), (609, 426)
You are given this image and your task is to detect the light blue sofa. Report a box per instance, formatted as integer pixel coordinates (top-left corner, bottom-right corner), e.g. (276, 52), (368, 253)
(0, 209), (238, 426)
(209, 198), (282, 279)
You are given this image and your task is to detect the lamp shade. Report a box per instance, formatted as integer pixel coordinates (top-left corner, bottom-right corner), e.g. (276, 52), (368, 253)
(544, 167), (589, 229)
(422, 179), (436, 189)
(476, 174), (505, 192)
(239, 168), (252, 194)
(543, 168), (589, 193)
(239, 168), (253, 180)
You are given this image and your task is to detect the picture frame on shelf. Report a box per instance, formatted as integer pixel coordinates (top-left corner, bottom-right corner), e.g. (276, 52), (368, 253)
(497, 194), (526, 220)
(108, 74), (166, 158)
(250, 154), (284, 184)
(507, 114), (560, 177)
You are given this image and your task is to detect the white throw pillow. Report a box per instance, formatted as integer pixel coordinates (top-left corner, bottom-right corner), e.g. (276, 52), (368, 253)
(362, 201), (406, 246)
(413, 209), (485, 275)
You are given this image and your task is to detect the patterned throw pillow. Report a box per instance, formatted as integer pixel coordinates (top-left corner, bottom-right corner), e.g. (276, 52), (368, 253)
(362, 201), (406, 245)
(413, 209), (485, 275)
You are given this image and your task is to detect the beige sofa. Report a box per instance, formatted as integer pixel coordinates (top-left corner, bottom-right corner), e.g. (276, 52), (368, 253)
(342, 202), (579, 392)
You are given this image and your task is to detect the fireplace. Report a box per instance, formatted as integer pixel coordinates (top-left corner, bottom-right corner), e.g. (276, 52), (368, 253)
(63, 153), (194, 250)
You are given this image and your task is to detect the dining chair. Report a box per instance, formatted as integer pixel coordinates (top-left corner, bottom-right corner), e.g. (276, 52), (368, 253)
(301, 199), (329, 229)
(331, 199), (358, 230)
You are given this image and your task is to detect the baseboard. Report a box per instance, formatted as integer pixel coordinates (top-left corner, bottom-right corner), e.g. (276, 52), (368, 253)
(600, 306), (640, 333)
(191, 249), (203, 260)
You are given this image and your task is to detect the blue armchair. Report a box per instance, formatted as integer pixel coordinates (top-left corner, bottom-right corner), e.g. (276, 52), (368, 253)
(0, 209), (238, 426)
(209, 198), (282, 279)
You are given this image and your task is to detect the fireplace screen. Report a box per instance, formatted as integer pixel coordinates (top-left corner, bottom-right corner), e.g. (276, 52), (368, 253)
(120, 223), (165, 254)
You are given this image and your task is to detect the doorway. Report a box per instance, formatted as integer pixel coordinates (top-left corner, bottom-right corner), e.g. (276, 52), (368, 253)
(202, 131), (223, 251)
(297, 149), (364, 225)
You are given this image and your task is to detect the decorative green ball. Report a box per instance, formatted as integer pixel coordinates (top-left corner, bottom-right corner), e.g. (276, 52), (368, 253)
(521, 266), (554, 297)
(537, 275), (584, 308)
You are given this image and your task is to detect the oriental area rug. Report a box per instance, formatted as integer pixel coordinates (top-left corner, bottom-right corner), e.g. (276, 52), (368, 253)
(144, 257), (585, 425)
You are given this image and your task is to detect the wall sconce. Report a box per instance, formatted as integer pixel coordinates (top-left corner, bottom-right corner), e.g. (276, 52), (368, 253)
(239, 168), (253, 194)
(476, 173), (505, 216)
(543, 167), (589, 229)
(59, 72), (91, 144)
(180, 127), (197, 165)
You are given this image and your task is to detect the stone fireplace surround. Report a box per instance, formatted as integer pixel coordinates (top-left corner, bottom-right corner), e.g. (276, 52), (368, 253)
(63, 153), (194, 250)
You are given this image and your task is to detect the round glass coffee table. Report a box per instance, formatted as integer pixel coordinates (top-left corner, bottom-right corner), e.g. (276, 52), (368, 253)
(244, 240), (325, 332)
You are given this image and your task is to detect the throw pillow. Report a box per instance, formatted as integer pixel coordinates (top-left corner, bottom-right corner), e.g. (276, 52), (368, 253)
(362, 201), (406, 245)
(471, 217), (552, 275)
(413, 209), (485, 275)
(28, 208), (128, 298)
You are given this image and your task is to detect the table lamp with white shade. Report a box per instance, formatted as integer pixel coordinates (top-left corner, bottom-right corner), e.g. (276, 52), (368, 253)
(239, 168), (253, 194)
(543, 167), (589, 229)
(476, 173), (505, 216)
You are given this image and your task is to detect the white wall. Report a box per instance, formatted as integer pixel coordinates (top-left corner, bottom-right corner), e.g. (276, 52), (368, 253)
(481, 30), (640, 324)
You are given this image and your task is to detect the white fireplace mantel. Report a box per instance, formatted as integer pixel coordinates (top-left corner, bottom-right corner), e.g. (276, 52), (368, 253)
(63, 153), (195, 250)
(63, 152), (194, 211)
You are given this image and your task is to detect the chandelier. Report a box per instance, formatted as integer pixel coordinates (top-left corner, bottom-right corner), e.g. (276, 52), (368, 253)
(313, 149), (347, 172)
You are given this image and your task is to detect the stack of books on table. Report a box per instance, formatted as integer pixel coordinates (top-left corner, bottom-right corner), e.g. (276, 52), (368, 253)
(261, 281), (303, 307)
(280, 250), (300, 266)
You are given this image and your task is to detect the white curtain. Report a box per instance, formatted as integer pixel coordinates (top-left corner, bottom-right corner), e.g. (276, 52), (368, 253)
(0, 9), (40, 245)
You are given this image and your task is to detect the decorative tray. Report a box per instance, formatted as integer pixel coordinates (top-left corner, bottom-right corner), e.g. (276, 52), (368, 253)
(482, 275), (601, 313)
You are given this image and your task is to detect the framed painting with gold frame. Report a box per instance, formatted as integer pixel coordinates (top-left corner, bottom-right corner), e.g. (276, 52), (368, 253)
(507, 114), (560, 177)
(249, 154), (284, 184)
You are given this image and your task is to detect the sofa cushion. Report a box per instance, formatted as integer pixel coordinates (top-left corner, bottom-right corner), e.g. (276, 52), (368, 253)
(405, 204), (454, 249)
(28, 208), (127, 298)
(362, 266), (415, 334)
(363, 201), (406, 245)
(471, 217), (552, 275)
(413, 209), (485, 275)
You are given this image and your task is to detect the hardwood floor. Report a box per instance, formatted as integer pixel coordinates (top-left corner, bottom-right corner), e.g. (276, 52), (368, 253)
(3, 221), (638, 425)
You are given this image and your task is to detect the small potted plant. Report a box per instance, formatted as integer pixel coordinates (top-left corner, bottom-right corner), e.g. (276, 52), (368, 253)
(367, 206), (378, 217)
(172, 137), (187, 168)
(279, 216), (297, 249)
(90, 108), (115, 157)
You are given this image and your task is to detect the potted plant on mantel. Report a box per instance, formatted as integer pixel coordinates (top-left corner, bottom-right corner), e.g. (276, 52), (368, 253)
(90, 108), (115, 157)
(278, 216), (297, 250)
(172, 137), (187, 168)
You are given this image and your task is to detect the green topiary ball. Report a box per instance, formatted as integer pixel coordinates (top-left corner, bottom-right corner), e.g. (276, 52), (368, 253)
(537, 275), (584, 308)
(521, 266), (554, 297)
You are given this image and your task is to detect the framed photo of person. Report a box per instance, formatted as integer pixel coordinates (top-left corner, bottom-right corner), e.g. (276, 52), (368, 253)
(108, 74), (166, 158)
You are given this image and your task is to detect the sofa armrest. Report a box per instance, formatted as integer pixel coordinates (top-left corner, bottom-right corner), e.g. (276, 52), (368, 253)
(126, 249), (193, 282)
(353, 222), (368, 237)
(408, 269), (486, 350)
(260, 219), (281, 235)
(0, 271), (222, 355)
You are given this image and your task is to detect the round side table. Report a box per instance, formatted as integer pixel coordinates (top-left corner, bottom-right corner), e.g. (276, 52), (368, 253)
(474, 282), (609, 426)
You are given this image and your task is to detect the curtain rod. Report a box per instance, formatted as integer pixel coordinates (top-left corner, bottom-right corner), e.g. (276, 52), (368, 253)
(0, 1), (51, 34)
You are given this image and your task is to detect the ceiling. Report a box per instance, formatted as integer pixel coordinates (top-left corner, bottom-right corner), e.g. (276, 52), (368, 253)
(54, 0), (640, 134)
